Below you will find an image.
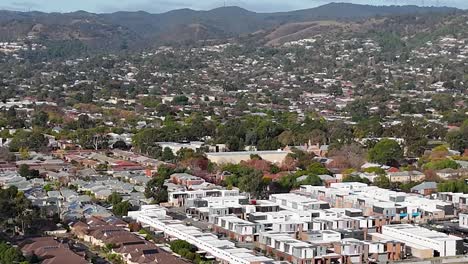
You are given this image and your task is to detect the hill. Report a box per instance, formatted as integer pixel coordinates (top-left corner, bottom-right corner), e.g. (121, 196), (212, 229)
(0, 3), (462, 51)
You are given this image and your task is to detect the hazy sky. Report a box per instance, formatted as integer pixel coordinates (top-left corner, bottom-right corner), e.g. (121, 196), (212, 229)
(0, 0), (467, 13)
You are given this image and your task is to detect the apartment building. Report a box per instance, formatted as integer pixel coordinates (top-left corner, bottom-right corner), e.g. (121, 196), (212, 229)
(210, 215), (262, 242)
(299, 183), (454, 222)
(270, 193), (330, 211)
(168, 188), (241, 206)
(334, 238), (405, 264)
(370, 224), (463, 258)
(255, 232), (331, 264)
(130, 207), (274, 264)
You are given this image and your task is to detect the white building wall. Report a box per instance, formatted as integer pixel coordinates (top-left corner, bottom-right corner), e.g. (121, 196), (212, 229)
(460, 214), (468, 229)
(382, 225), (461, 257)
(137, 215), (252, 264)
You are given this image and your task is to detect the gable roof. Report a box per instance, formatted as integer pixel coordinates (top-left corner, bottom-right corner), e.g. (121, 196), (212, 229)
(411, 182), (437, 192)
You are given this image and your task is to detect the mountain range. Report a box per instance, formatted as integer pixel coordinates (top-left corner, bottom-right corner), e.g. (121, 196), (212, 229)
(0, 3), (462, 50)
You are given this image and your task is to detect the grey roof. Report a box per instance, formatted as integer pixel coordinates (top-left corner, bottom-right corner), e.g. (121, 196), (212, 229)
(388, 170), (424, 177)
(455, 160), (468, 169)
(410, 182), (437, 192)
(318, 174), (334, 181)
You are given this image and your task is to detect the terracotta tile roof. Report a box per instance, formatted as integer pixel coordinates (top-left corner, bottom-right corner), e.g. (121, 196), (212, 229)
(21, 237), (87, 264)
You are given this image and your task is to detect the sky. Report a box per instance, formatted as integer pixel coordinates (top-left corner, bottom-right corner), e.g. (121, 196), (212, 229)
(0, 0), (467, 13)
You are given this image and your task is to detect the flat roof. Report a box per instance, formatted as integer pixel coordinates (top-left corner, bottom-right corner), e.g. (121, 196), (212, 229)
(206, 150), (289, 156)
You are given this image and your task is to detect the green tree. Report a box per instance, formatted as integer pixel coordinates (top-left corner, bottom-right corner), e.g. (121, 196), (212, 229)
(0, 242), (26, 264)
(9, 131), (48, 152)
(343, 175), (371, 184)
(76, 114), (95, 129)
(238, 169), (267, 198)
(18, 164), (30, 178)
(43, 184), (53, 192)
(19, 147), (30, 160)
(346, 99), (369, 122)
(161, 147), (175, 162)
(107, 192), (123, 205)
(373, 175), (391, 189)
(295, 174), (322, 187)
(172, 95), (189, 105)
(113, 201), (131, 217)
(144, 167), (173, 204)
(368, 139), (403, 165)
(446, 121), (468, 152)
(306, 162), (330, 175)
(437, 179), (468, 193)
(423, 159), (460, 170)
(32, 111), (49, 128)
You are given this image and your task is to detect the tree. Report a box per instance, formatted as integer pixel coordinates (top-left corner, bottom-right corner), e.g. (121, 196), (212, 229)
(240, 169), (269, 198)
(446, 121), (468, 152)
(430, 145), (449, 161)
(396, 119), (428, 157)
(373, 175), (391, 189)
(226, 136), (244, 151)
(346, 99), (369, 122)
(296, 174), (322, 187)
(327, 121), (354, 147)
(0, 148), (15, 162)
(172, 95), (189, 105)
(328, 144), (367, 170)
(354, 118), (383, 138)
(446, 130), (467, 153)
(431, 94), (454, 112)
(0, 186), (40, 236)
(437, 179), (468, 193)
(169, 239), (210, 263)
(19, 147), (30, 160)
(343, 175), (371, 184)
(222, 164), (268, 198)
(368, 139), (403, 165)
(112, 140), (128, 150)
(161, 147), (175, 162)
(32, 111), (49, 127)
(9, 131), (48, 152)
(113, 201), (131, 217)
(0, 242), (26, 264)
(287, 149), (316, 170)
(153, 188), (168, 204)
(107, 253), (125, 264)
(423, 159), (460, 170)
(278, 130), (295, 146)
(177, 148), (204, 162)
(5, 106), (25, 129)
(43, 184), (53, 192)
(18, 164), (39, 180)
(108, 192), (123, 205)
(144, 167), (173, 204)
(18, 164), (30, 178)
(306, 162), (330, 175)
(76, 114), (94, 129)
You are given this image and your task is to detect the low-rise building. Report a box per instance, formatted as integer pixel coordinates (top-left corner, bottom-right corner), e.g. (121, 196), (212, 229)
(459, 213), (468, 229)
(206, 150), (289, 164)
(371, 224), (463, 258)
(130, 207), (274, 264)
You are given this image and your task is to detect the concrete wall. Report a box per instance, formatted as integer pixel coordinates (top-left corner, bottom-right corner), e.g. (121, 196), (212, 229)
(207, 151), (289, 164)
